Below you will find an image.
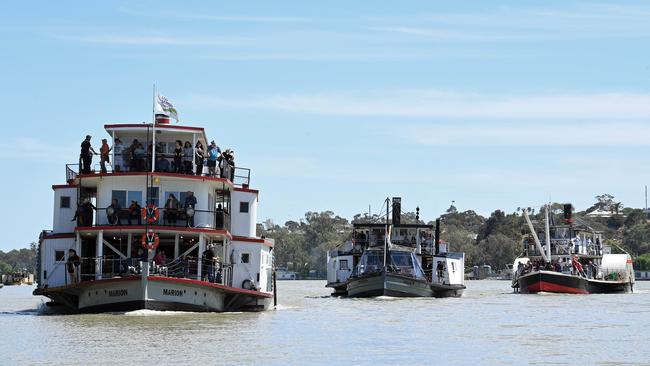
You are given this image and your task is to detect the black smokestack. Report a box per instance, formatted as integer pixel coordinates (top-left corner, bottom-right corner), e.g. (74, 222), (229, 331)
(563, 203), (573, 224)
(435, 218), (441, 254)
(392, 197), (401, 226)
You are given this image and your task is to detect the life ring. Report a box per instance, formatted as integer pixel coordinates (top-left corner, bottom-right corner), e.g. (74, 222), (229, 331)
(141, 231), (160, 250)
(141, 204), (160, 223)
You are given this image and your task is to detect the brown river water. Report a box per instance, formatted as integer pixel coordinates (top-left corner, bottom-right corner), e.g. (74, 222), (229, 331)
(2, 280), (650, 365)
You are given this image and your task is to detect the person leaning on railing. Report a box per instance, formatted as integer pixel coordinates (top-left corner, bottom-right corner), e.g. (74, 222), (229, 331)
(113, 138), (124, 172)
(184, 191), (197, 227)
(100, 138), (112, 174)
(107, 198), (122, 225)
(183, 141), (194, 175)
(127, 200), (142, 225)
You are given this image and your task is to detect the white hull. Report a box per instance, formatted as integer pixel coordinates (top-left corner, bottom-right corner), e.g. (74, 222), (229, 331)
(37, 276), (274, 313)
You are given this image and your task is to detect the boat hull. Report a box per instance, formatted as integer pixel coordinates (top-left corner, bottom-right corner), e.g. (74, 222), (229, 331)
(346, 272), (433, 297)
(517, 271), (632, 294)
(34, 276), (274, 313)
(430, 283), (465, 298)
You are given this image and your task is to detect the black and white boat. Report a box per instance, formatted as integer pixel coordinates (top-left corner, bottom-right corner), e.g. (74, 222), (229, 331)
(512, 204), (634, 294)
(327, 198), (465, 298)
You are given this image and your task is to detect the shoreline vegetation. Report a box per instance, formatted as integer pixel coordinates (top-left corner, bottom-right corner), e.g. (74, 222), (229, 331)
(4, 195), (650, 280)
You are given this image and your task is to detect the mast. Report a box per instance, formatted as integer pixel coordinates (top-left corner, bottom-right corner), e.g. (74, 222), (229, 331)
(151, 84), (156, 173)
(383, 197), (389, 268)
(545, 204), (551, 262)
(522, 209), (550, 263)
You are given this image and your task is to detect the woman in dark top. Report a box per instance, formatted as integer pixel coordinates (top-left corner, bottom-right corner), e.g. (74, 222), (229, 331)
(173, 140), (183, 173)
(195, 141), (205, 176)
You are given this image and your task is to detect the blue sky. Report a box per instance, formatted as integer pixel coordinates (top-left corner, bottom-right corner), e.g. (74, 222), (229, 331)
(2, 1), (650, 250)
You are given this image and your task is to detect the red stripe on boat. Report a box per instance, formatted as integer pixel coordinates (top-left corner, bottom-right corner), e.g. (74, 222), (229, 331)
(525, 280), (589, 294)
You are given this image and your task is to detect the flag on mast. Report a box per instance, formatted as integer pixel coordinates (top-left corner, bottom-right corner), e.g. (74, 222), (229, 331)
(155, 93), (179, 122)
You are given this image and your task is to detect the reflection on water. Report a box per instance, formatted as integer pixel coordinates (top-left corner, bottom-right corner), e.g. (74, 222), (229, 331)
(2, 281), (650, 365)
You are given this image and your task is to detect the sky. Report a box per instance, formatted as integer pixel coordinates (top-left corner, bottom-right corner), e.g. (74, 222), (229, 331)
(1, 1), (650, 251)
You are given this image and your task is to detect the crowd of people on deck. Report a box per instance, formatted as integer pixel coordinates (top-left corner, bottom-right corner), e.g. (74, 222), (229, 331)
(79, 135), (236, 180)
(517, 257), (600, 279)
(88, 245), (225, 284)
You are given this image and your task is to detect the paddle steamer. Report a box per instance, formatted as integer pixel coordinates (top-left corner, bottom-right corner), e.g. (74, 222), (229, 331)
(34, 113), (276, 312)
(327, 198), (465, 298)
(512, 204), (633, 294)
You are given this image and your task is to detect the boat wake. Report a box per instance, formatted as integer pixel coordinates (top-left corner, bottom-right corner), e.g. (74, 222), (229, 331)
(122, 309), (195, 316)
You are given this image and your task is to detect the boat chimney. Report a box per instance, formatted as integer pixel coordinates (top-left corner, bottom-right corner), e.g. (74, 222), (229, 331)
(563, 203), (573, 224)
(434, 218), (441, 254)
(391, 197), (401, 225)
(155, 113), (171, 125)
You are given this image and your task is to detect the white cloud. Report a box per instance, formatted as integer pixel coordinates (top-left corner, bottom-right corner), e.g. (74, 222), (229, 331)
(187, 90), (650, 120)
(53, 34), (254, 46)
(401, 122), (650, 146)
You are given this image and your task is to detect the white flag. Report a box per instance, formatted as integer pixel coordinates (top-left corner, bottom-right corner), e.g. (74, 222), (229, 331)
(155, 93), (179, 122)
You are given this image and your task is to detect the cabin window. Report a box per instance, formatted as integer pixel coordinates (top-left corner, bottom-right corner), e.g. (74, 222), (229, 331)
(112, 190), (143, 207)
(241, 253), (250, 264)
(240, 202), (249, 213)
(147, 187), (160, 206)
(164, 192), (189, 206)
(55, 250), (65, 262)
(451, 262), (456, 272)
(60, 196), (71, 208)
(340, 259), (349, 270)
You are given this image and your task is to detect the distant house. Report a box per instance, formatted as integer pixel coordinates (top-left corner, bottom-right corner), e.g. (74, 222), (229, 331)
(586, 208), (615, 218)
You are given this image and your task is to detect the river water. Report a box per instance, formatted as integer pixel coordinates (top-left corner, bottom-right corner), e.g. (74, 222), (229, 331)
(2, 280), (650, 365)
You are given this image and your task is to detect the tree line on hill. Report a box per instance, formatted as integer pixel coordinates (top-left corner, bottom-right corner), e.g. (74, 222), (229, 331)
(259, 194), (650, 278)
(0, 243), (37, 275)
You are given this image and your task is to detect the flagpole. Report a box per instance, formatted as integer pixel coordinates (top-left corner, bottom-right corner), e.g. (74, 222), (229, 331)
(151, 84), (156, 172)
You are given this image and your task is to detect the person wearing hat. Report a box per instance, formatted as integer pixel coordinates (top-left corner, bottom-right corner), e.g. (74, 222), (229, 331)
(184, 191), (197, 227)
(80, 135), (97, 174)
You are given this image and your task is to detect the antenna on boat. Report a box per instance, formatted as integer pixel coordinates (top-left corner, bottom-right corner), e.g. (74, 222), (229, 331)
(151, 83), (157, 173)
(383, 197), (390, 268)
(544, 204), (551, 262)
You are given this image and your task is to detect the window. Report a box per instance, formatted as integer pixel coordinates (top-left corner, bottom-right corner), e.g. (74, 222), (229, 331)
(241, 253), (250, 264)
(55, 250), (65, 262)
(147, 187), (160, 206)
(112, 190), (143, 207)
(165, 192), (189, 207)
(240, 202), (249, 213)
(60, 196), (71, 208)
(451, 262), (456, 272)
(340, 259), (349, 271)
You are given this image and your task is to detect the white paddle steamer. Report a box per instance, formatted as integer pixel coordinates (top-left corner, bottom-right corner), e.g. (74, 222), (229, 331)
(34, 113), (276, 313)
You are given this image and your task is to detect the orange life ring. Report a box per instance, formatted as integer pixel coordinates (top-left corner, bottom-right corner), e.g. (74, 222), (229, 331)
(141, 204), (160, 224)
(141, 231), (160, 250)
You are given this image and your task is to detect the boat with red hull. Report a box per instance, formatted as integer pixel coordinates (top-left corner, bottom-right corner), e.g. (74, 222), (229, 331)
(517, 270), (632, 294)
(512, 203), (634, 295)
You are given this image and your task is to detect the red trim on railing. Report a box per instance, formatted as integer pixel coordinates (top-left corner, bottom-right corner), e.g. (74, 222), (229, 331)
(232, 235), (274, 247)
(104, 123), (206, 133)
(52, 184), (76, 190)
(76, 225), (232, 239)
(148, 276), (273, 298)
(42, 232), (76, 239)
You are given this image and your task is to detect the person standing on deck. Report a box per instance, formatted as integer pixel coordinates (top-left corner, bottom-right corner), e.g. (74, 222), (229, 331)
(67, 249), (81, 284)
(99, 139), (111, 173)
(207, 141), (219, 177)
(113, 138), (124, 172)
(184, 191), (197, 227)
(173, 140), (183, 173)
(183, 141), (194, 175)
(80, 135), (97, 174)
(195, 141), (205, 176)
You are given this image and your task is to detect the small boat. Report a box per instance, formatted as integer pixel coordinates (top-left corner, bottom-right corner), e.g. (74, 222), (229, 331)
(512, 203), (634, 294)
(327, 197), (466, 298)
